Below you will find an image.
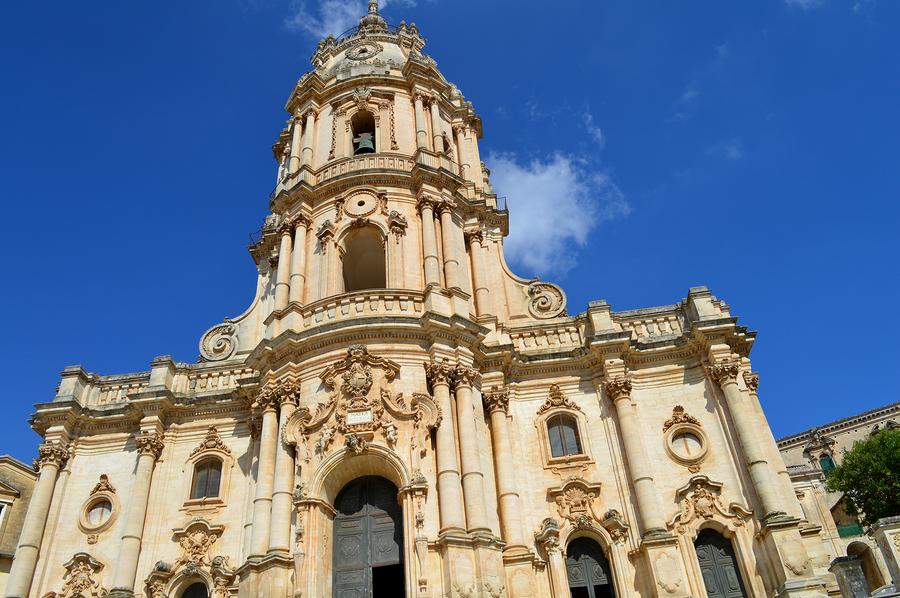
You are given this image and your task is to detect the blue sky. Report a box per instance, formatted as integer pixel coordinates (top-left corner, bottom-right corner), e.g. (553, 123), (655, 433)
(1, 1), (897, 463)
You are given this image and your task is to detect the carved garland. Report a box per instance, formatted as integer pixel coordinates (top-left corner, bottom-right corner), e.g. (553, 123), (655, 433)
(537, 384), (581, 415)
(668, 476), (752, 534)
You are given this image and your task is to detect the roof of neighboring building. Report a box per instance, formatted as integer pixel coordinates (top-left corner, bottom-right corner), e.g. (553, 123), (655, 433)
(777, 401), (900, 448)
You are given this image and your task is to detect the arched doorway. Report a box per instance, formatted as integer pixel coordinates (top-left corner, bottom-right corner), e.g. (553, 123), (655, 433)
(333, 476), (404, 598)
(181, 582), (209, 598)
(694, 529), (748, 598)
(565, 537), (616, 598)
(847, 541), (886, 592)
(341, 225), (386, 292)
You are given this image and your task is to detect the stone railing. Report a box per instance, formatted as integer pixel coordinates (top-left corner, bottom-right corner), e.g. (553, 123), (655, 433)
(614, 309), (685, 341)
(509, 322), (584, 355)
(297, 290), (425, 329)
(316, 153), (415, 185)
(84, 373), (150, 406)
(173, 366), (256, 395)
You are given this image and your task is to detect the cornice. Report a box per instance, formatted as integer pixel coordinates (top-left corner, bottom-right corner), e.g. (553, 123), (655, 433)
(777, 400), (900, 448)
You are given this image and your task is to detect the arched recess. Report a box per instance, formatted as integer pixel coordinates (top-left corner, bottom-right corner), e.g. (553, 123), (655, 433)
(565, 536), (617, 598)
(295, 446), (421, 598)
(560, 527), (628, 598)
(181, 581), (210, 598)
(339, 223), (387, 292)
(351, 110), (377, 154)
(166, 569), (213, 598)
(692, 527), (748, 598)
(333, 476), (405, 598)
(847, 541), (886, 592)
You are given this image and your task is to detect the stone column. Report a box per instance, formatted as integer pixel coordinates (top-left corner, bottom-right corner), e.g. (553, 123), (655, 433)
(483, 386), (526, 551)
(453, 365), (490, 534)
(429, 97), (443, 151)
(424, 359), (465, 533)
(110, 430), (165, 595)
(288, 216), (310, 304)
(535, 519), (568, 598)
(467, 128), (483, 181)
(300, 109), (316, 167)
(274, 221), (293, 311)
(413, 94), (428, 150)
(241, 417), (261, 562)
(466, 230), (493, 318)
(453, 125), (470, 180)
(268, 381), (299, 554)
(744, 372), (803, 519)
(708, 359), (787, 520)
(5, 441), (70, 598)
(438, 201), (461, 290)
(288, 113), (304, 175)
(604, 376), (668, 537)
(249, 387), (280, 557)
(417, 197), (441, 287)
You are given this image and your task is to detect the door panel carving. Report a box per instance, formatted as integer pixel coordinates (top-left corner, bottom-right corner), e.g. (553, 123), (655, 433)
(694, 529), (747, 598)
(333, 476), (404, 597)
(565, 537), (616, 598)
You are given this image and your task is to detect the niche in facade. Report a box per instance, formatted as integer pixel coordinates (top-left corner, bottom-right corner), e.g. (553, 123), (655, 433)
(342, 225), (386, 291)
(352, 111), (376, 155)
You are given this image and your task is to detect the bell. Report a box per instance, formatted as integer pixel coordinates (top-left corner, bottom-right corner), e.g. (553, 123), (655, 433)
(354, 132), (375, 154)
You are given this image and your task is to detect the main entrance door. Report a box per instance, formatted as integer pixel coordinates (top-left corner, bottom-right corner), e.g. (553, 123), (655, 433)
(333, 476), (404, 598)
(565, 537), (616, 598)
(694, 529), (748, 598)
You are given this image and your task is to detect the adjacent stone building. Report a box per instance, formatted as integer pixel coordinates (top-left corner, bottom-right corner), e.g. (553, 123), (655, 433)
(778, 401), (900, 594)
(0, 457), (36, 596)
(7, 3), (842, 597)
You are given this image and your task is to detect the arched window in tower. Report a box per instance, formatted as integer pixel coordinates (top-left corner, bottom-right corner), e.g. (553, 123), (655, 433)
(191, 457), (223, 499)
(342, 225), (386, 292)
(352, 111), (376, 155)
(819, 454), (836, 476)
(547, 413), (583, 458)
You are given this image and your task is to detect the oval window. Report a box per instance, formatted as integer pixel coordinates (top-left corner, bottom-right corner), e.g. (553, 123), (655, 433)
(87, 499), (112, 526)
(670, 431), (703, 460)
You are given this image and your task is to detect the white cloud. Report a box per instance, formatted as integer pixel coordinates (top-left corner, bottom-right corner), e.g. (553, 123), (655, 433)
(785, 0), (825, 9)
(708, 138), (744, 160)
(285, 0), (415, 38)
(487, 152), (630, 277)
(582, 112), (606, 148)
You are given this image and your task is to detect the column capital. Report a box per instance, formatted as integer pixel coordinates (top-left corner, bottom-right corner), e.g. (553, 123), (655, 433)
(453, 364), (481, 389)
(483, 386), (509, 414)
(33, 440), (71, 472)
(743, 371), (759, 393)
(413, 92), (427, 105)
(424, 358), (455, 388)
(464, 228), (484, 245)
(416, 194), (439, 213)
(436, 198), (457, 214)
(707, 359), (741, 386)
(274, 378), (302, 407)
(134, 431), (165, 460)
(452, 124), (467, 136)
(603, 375), (633, 402)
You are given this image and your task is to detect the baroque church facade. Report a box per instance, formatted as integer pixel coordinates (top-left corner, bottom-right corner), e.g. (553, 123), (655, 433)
(7, 4), (839, 597)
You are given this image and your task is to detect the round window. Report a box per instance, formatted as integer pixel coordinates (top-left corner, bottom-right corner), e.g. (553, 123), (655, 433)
(670, 431), (703, 460)
(87, 500), (112, 526)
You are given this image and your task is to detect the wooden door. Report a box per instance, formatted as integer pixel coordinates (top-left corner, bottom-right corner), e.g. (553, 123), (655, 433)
(333, 476), (403, 598)
(694, 529), (748, 598)
(565, 537), (616, 598)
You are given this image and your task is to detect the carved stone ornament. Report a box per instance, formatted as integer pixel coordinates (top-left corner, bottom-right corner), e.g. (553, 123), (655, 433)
(537, 384), (581, 415)
(347, 42), (383, 62)
(707, 359), (741, 386)
(33, 440), (71, 472)
(526, 281), (567, 319)
(281, 345), (440, 466)
(662, 406), (701, 432)
(802, 427), (836, 458)
(534, 517), (562, 555)
(388, 210), (408, 241)
(173, 517), (224, 570)
(742, 371), (759, 393)
(316, 220), (336, 251)
(603, 376), (632, 402)
(199, 322), (237, 362)
(483, 386), (510, 415)
(190, 426), (232, 458)
(424, 357), (456, 388)
(58, 552), (107, 598)
(547, 477), (603, 530)
(601, 509), (630, 544)
(668, 476), (752, 534)
(135, 431), (165, 460)
(90, 474), (116, 496)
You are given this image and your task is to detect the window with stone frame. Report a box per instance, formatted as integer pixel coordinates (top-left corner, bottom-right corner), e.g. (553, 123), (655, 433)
(547, 413), (583, 458)
(191, 457), (223, 499)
